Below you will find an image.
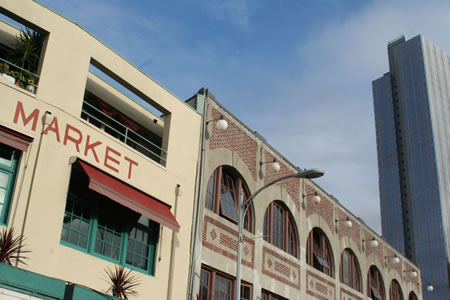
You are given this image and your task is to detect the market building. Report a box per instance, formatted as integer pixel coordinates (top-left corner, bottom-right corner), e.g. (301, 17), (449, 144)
(186, 90), (424, 300)
(0, 1), (200, 299)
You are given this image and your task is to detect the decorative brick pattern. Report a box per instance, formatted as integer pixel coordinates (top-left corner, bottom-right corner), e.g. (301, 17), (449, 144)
(210, 109), (257, 180)
(337, 209), (361, 252)
(305, 184), (335, 233)
(363, 231), (383, 265)
(262, 246), (300, 289)
(202, 215), (255, 268)
(384, 247), (403, 278)
(263, 151), (301, 212)
(306, 269), (336, 300)
(340, 287), (363, 300)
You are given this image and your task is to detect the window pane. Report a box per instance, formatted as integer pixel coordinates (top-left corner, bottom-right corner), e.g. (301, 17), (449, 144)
(0, 146), (14, 167)
(0, 188), (5, 205)
(220, 173), (238, 220)
(127, 217), (157, 272)
(263, 210), (269, 242)
(272, 204), (284, 249)
(61, 197), (90, 250)
(95, 216), (121, 260)
(0, 144), (18, 225)
(343, 250), (350, 286)
(200, 269), (210, 300)
(215, 276), (231, 300)
(241, 285), (251, 300)
(0, 172), (9, 188)
(288, 224), (296, 256)
(205, 171), (215, 210)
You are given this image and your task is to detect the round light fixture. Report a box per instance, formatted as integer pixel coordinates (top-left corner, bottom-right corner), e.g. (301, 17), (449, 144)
(345, 219), (353, 228)
(271, 161), (281, 172)
(312, 193), (321, 205)
(427, 284), (434, 292)
(216, 118), (228, 130)
(370, 238), (379, 248)
(392, 256), (400, 264)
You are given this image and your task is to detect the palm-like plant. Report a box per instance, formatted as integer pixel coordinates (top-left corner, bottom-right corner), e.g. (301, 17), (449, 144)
(9, 28), (44, 73)
(0, 227), (29, 266)
(105, 265), (140, 299)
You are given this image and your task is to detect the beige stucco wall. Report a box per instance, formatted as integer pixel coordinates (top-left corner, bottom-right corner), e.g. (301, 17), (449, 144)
(0, 1), (201, 299)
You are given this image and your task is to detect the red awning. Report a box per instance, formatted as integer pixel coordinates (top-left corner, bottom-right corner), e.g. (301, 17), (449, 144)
(0, 126), (33, 152)
(78, 160), (180, 232)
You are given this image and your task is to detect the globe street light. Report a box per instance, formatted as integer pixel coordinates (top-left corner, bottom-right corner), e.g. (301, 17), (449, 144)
(235, 168), (324, 300)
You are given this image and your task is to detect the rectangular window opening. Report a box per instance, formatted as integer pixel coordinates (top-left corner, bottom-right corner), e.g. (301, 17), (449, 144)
(199, 266), (253, 300)
(82, 59), (170, 165)
(0, 8), (48, 94)
(0, 142), (20, 225)
(61, 166), (160, 275)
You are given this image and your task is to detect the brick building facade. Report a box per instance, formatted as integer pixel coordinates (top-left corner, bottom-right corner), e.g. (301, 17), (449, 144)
(187, 90), (423, 300)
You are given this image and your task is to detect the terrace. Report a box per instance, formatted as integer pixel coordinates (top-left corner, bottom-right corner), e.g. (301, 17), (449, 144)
(82, 67), (167, 166)
(0, 14), (46, 94)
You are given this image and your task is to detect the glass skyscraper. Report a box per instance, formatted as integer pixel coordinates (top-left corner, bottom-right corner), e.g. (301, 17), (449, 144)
(372, 35), (449, 299)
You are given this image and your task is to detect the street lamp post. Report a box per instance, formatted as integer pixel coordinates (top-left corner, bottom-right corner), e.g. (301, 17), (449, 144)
(235, 168), (324, 300)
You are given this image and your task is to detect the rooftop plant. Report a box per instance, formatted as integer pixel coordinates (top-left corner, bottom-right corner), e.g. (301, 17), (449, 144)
(9, 27), (44, 74)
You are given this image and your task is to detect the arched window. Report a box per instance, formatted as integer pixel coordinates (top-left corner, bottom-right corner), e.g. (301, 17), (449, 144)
(263, 201), (298, 257)
(408, 291), (418, 300)
(367, 265), (385, 300)
(205, 166), (253, 231)
(389, 280), (404, 300)
(339, 248), (362, 292)
(306, 227), (334, 277)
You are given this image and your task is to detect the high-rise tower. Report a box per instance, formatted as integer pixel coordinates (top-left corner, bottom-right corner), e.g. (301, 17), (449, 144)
(372, 35), (449, 299)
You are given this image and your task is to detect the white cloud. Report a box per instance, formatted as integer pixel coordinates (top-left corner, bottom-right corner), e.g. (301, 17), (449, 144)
(36, 0), (450, 235)
(248, 0), (450, 234)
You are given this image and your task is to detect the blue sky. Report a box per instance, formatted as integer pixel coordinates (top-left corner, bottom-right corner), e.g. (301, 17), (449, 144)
(37, 0), (450, 233)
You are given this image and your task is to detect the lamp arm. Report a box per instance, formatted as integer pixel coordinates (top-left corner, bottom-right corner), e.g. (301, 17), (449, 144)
(241, 173), (300, 214)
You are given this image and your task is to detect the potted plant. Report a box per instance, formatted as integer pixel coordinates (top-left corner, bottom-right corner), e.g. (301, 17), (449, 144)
(25, 76), (37, 93)
(0, 63), (15, 84)
(8, 28), (44, 74)
(0, 62), (9, 74)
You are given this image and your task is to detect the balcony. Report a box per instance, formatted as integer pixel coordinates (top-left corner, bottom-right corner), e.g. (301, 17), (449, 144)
(81, 91), (166, 165)
(0, 15), (46, 94)
(0, 57), (39, 93)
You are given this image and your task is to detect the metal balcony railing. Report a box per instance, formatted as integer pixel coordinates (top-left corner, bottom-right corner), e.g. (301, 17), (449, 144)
(0, 57), (39, 93)
(81, 100), (167, 165)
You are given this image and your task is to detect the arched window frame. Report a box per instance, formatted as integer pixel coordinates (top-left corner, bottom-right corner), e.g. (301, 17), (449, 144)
(367, 265), (385, 300)
(339, 248), (362, 292)
(306, 227), (334, 277)
(407, 291), (418, 300)
(263, 201), (299, 257)
(389, 280), (404, 300)
(205, 166), (253, 232)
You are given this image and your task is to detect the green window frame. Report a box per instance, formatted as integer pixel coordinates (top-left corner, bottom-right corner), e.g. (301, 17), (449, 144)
(0, 143), (20, 226)
(60, 168), (159, 275)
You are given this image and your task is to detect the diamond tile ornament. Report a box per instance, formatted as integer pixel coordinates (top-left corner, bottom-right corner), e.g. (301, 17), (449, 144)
(210, 229), (217, 240)
(267, 259), (272, 268)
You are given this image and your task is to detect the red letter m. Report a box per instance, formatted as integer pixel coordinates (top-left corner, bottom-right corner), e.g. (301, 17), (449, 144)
(13, 101), (40, 131)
